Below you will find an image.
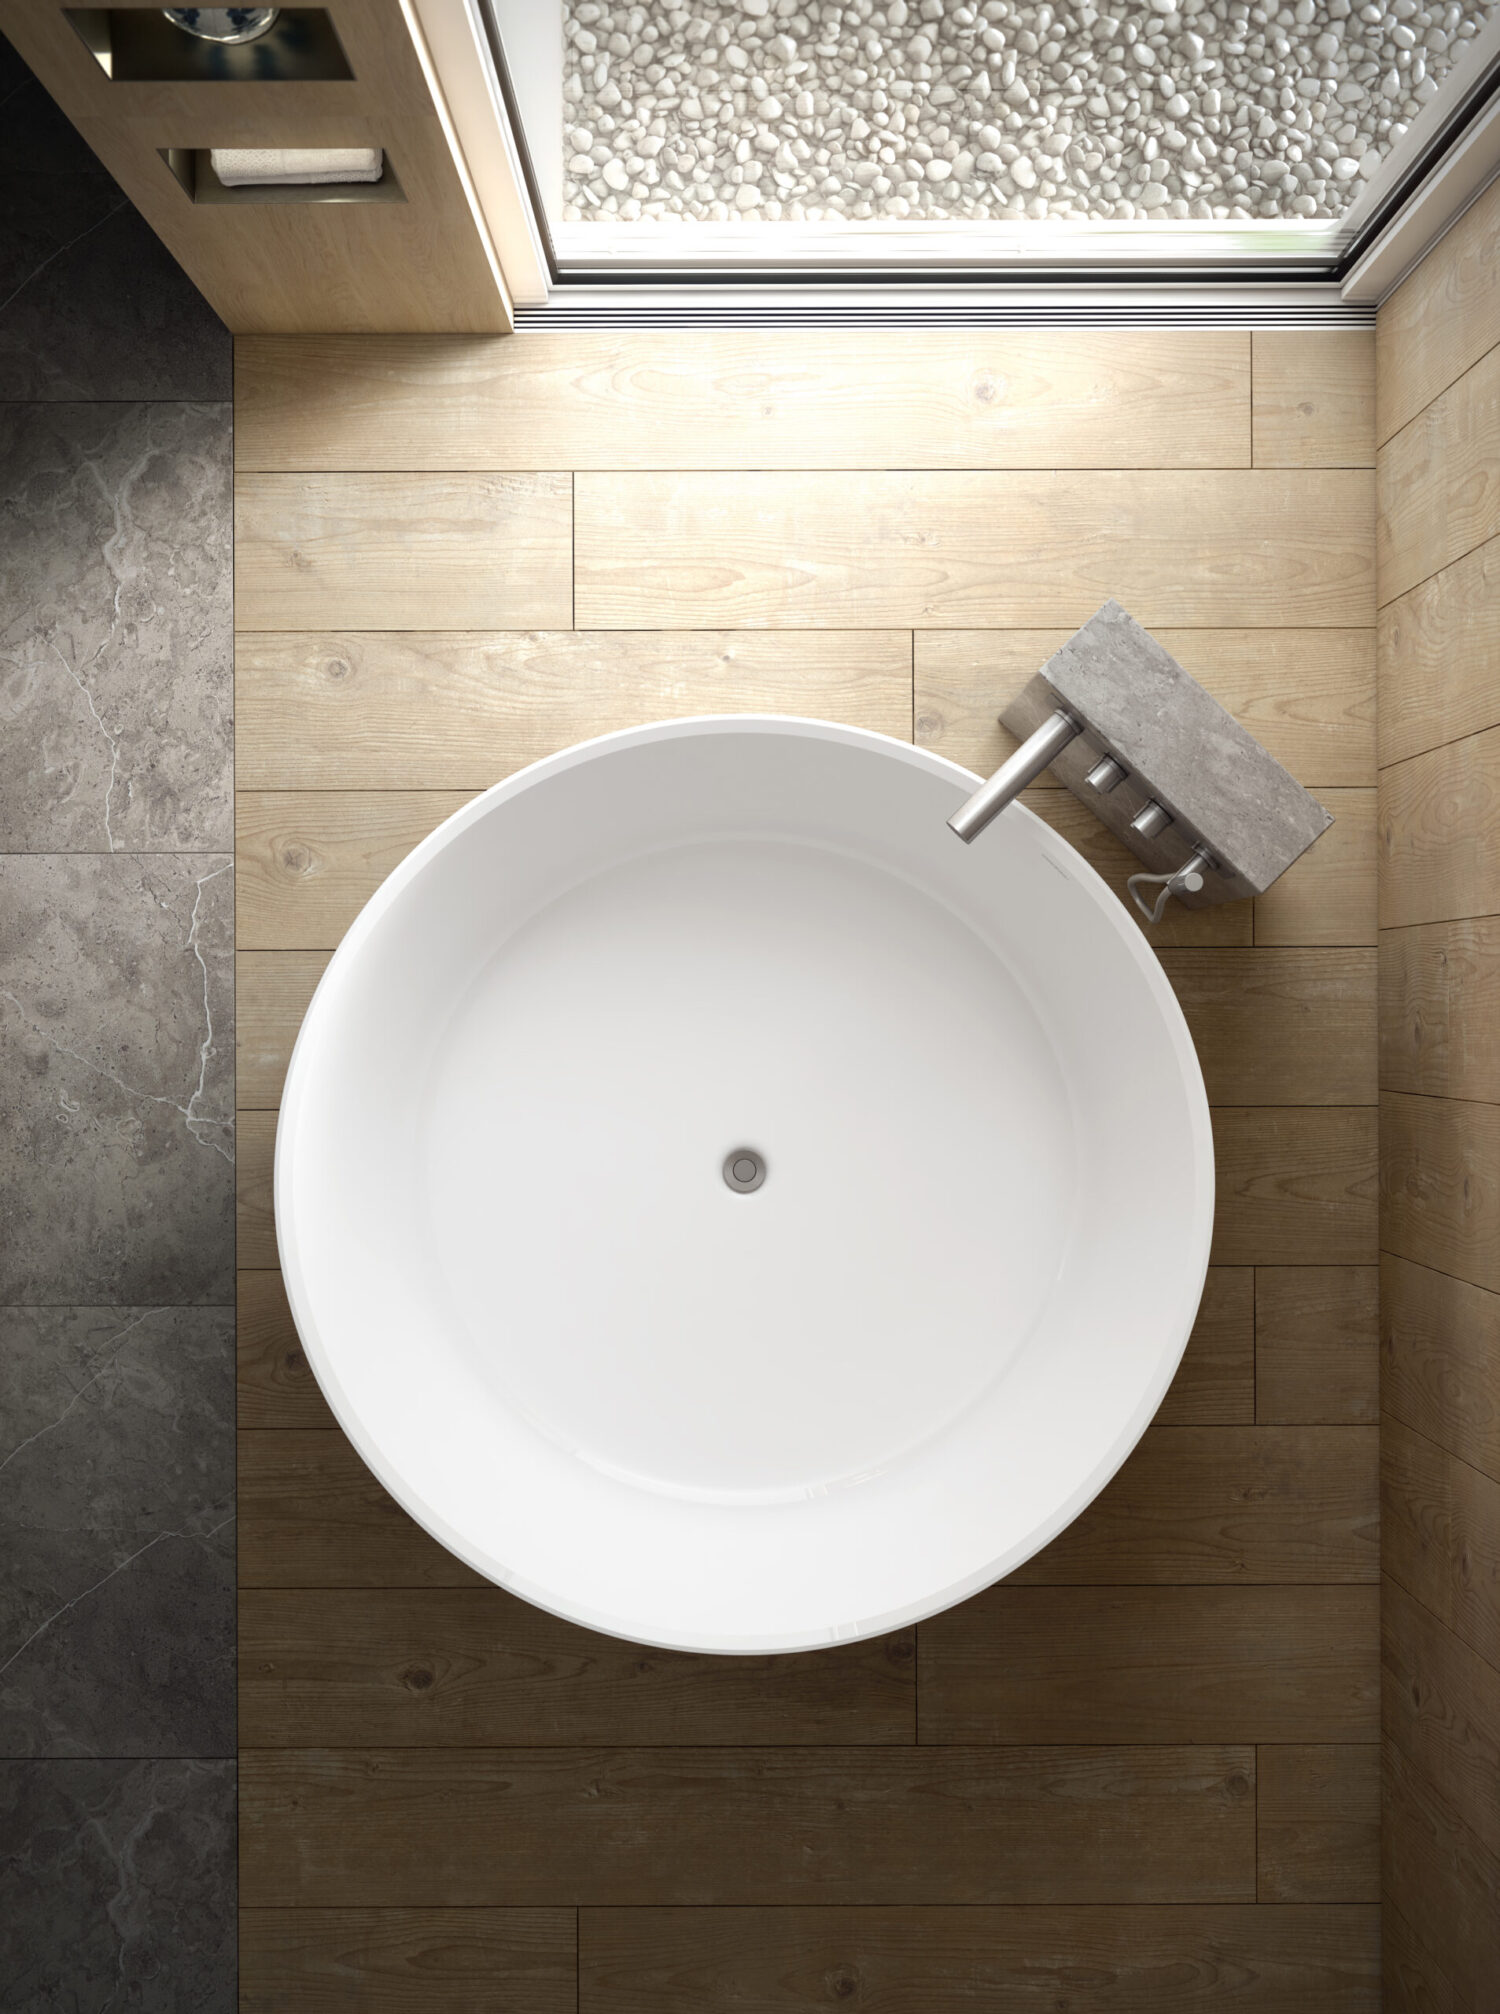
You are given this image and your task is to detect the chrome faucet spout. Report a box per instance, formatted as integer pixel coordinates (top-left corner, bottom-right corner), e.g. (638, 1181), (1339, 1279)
(947, 709), (1082, 844)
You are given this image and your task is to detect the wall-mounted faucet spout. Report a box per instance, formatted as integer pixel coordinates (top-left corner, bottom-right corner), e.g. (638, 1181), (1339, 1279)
(947, 709), (1081, 845)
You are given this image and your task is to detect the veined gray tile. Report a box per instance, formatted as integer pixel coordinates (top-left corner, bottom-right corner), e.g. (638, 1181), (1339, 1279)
(0, 854), (233, 1303)
(0, 1306), (233, 1758)
(0, 1757), (235, 2011)
(0, 401), (232, 852)
(0, 35), (230, 402)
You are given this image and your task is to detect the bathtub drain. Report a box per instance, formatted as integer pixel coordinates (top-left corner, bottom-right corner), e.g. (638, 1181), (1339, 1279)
(723, 1149), (766, 1193)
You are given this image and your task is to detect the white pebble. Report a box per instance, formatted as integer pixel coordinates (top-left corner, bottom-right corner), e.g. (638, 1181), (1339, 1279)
(559, 0), (1488, 231)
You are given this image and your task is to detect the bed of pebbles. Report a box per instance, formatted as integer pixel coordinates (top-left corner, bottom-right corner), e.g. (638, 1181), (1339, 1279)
(559, 0), (1495, 224)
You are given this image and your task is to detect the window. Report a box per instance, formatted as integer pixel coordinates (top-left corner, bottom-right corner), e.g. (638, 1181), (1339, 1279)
(481, 0), (1500, 284)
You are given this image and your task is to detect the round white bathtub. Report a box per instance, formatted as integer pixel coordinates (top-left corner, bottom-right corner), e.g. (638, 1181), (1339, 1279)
(276, 717), (1213, 1653)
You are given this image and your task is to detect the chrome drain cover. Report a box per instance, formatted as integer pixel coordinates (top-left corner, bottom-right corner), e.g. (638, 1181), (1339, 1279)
(723, 1148), (766, 1193)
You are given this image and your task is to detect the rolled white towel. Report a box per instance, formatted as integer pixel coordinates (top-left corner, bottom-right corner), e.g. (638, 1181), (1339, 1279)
(210, 147), (383, 186)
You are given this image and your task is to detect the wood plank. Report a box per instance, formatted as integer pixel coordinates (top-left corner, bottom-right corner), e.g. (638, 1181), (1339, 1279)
(238, 951), (330, 1109)
(1209, 1108), (1378, 1268)
(1158, 949), (1377, 1107)
(1383, 1737), (1500, 2012)
(1379, 726), (1500, 932)
(240, 1429), (484, 1588)
(247, 1422), (1376, 1593)
(917, 1585), (1378, 1744)
(239, 1746), (1257, 1908)
(1378, 533), (1500, 767)
(1378, 342), (1500, 606)
(1252, 331), (1376, 468)
(227, 333), (1387, 1969)
(573, 470), (1375, 631)
(1377, 173), (1500, 444)
(1156, 1267), (1254, 1426)
(1382, 1416), (1500, 1673)
(1252, 789), (1376, 947)
(1383, 1896), (1463, 2014)
(1384, 1576), (1500, 1861)
(239, 1588), (915, 1748)
(1255, 1266), (1379, 1425)
(1379, 1091), (1500, 1294)
(915, 628), (1376, 792)
(1008, 1425), (1378, 1585)
(1381, 1253), (1500, 1487)
(235, 474), (572, 631)
(1381, 917), (1500, 1105)
(578, 1904), (1381, 2013)
(239, 1268), (336, 1431)
(236, 630), (915, 790)
(239, 1908), (575, 2014)
(238, 1109), (278, 1272)
(233, 330), (1253, 472)
(237, 791), (474, 951)
(1255, 1744), (1380, 1902)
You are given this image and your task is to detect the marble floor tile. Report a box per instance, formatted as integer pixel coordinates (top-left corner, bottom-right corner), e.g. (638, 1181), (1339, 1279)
(0, 854), (233, 1303)
(0, 1757), (235, 2012)
(0, 400), (232, 852)
(0, 34), (230, 403)
(0, 1306), (233, 1758)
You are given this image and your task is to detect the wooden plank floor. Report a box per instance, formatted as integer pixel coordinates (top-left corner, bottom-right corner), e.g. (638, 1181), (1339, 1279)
(235, 329), (1380, 2012)
(1376, 177), (1500, 2014)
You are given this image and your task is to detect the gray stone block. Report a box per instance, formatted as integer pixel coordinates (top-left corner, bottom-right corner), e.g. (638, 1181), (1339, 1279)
(1001, 600), (1333, 905)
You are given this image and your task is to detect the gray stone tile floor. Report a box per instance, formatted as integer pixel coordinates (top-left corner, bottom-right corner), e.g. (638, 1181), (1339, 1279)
(0, 35), (231, 401)
(0, 1307), (234, 1758)
(0, 28), (236, 2010)
(0, 854), (233, 1305)
(0, 1759), (236, 2013)
(0, 401), (233, 853)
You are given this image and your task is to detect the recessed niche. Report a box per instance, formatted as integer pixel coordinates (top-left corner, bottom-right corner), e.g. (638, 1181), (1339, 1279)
(159, 148), (405, 204)
(66, 9), (353, 82)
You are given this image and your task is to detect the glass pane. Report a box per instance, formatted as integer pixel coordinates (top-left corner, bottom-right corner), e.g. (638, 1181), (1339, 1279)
(490, 0), (1500, 267)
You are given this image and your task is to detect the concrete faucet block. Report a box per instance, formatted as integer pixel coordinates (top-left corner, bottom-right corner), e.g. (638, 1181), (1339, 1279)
(999, 600), (1333, 907)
